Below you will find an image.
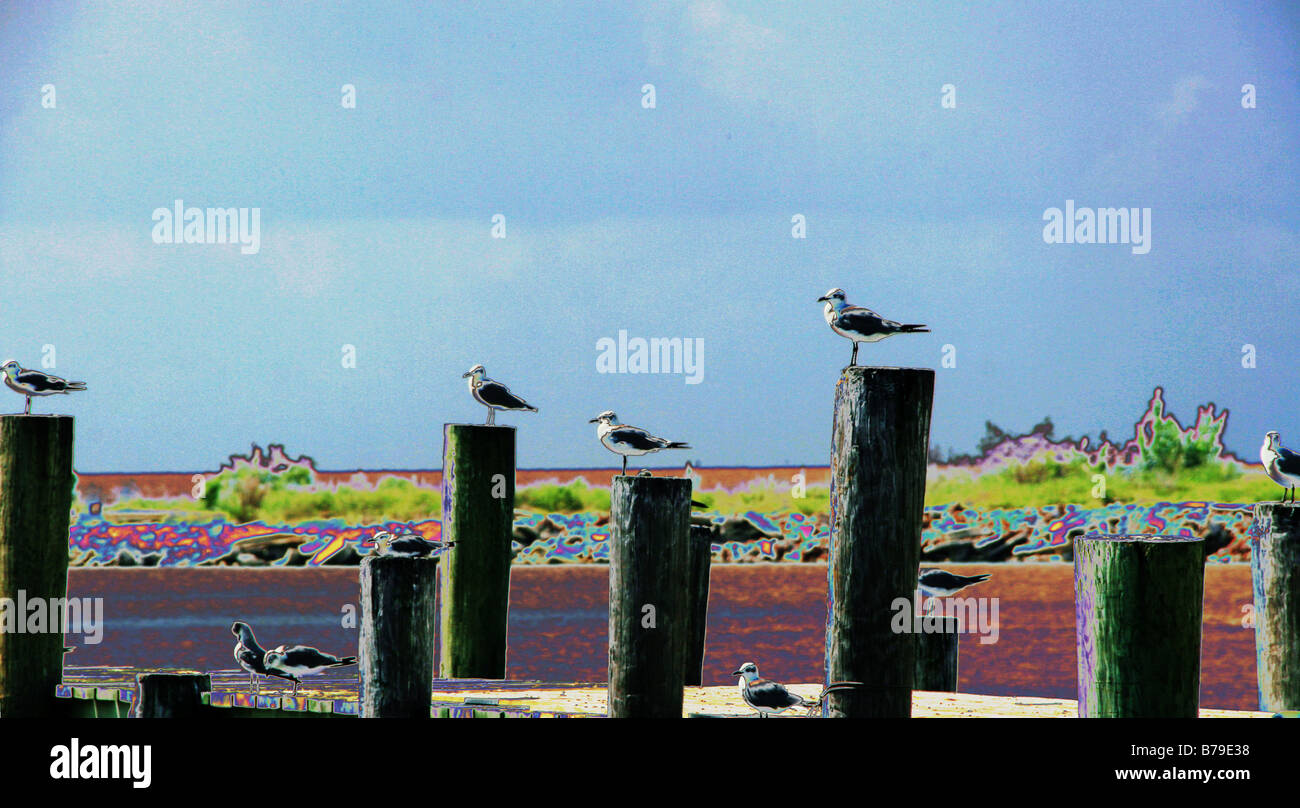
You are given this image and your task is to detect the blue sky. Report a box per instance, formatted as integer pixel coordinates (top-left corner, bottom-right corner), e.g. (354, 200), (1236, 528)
(1, 0), (1297, 471)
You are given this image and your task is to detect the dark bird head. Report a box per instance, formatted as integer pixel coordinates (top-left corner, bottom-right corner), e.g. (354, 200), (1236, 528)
(1265, 430), (1281, 448)
(231, 621), (255, 641)
(817, 288), (846, 303)
(731, 661), (758, 678)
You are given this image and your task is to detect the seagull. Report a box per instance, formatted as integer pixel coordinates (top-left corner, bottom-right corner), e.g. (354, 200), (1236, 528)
(1261, 431), (1300, 504)
(1, 360), (86, 414)
(918, 568), (991, 598)
(731, 662), (862, 717)
(231, 621), (296, 694)
(589, 411), (690, 475)
(371, 530), (455, 558)
(263, 644), (358, 696)
(463, 364), (537, 425)
(817, 289), (929, 366)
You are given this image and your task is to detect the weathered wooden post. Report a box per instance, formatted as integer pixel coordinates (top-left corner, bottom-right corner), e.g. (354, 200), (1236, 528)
(608, 475), (692, 717)
(1075, 534), (1205, 717)
(439, 424), (514, 679)
(133, 672), (210, 718)
(914, 615), (959, 692)
(825, 367), (934, 718)
(0, 415), (75, 719)
(360, 555), (438, 717)
(1250, 503), (1300, 711)
(684, 525), (714, 687)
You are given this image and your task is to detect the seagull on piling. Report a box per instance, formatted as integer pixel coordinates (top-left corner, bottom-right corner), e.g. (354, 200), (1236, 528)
(263, 644), (358, 696)
(817, 289), (929, 366)
(371, 530), (455, 558)
(231, 621), (296, 694)
(1261, 431), (1300, 504)
(1, 360), (86, 414)
(589, 410), (690, 476)
(731, 662), (862, 717)
(918, 568), (991, 598)
(463, 364), (537, 425)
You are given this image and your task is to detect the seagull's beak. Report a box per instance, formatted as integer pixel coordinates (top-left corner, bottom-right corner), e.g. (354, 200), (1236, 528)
(816, 295), (828, 302)
(731, 669), (743, 677)
(588, 417), (599, 423)
(461, 371), (472, 378)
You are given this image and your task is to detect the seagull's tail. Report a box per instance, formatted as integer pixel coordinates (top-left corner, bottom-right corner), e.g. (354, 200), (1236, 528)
(962, 573), (992, 586)
(332, 656), (358, 667)
(526, 406), (538, 412)
(667, 441), (691, 449)
(899, 324), (929, 333)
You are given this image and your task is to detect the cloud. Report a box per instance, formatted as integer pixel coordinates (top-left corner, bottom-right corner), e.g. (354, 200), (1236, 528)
(1156, 74), (1213, 122)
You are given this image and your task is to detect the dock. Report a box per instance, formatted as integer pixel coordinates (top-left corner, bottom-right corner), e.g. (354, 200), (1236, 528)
(52, 666), (1271, 718)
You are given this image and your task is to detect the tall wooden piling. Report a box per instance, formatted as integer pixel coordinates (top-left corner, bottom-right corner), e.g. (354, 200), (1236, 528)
(914, 615), (960, 692)
(1250, 503), (1300, 711)
(684, 525), (714, 687)
(608, 475), (692, 717)
(0, 415), (75, 719)
(825, 367), (934, 718)
(1075, 534), (1205, 717)
(360, 555), (439, 717)
(439, 424), (514, 679)
(134, 672), (210, 718)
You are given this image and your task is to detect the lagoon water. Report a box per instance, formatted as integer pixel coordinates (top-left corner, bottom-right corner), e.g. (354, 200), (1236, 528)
(64, 563), (1260, 710)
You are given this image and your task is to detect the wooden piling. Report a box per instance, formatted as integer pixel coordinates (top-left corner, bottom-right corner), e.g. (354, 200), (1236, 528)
(0, 415), (75, 719)
(1075, 533), (1205, 717)
(608, 475), (692, 718)
(825, 366), (934, 717)
(439, 424), (514, 679)
(1250, 503), (1300, 711)
(684, 525), (714, 687)
(133, 672), (210, 718)
(914, 615), (960, 692)
(360, 555), (439, 717)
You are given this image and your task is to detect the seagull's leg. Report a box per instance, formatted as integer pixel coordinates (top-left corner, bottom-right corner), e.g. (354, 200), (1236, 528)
(621, 456), (628, 476)
(850, 343), (858, 367)
(23, 396), (31, 415)
(292, 679), (299, 696)
(487, 408), (495, 426)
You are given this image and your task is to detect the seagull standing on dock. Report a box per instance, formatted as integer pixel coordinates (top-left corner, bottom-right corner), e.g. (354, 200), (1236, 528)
(263, 644), (358, 696)
(1, 360), (86, 414)
(589, 410), (690, 476)
(231, 622), (296, 694)
(1261, 431), (1300, 504)
(918, 569), (991, 598)
(463, 364), (537, 425)
(817, 289), (929, 366)
(731, 662), (862, 717)
(371, 530), (455, 558)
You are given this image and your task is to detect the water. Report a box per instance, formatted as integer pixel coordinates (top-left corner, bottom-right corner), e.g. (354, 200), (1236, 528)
(61, 563), (1260, 710)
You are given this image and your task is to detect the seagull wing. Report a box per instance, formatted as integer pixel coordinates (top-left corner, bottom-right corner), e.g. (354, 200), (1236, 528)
(15, 369), (70, 391)
(276, 645), (347, 669)
(1278, 447), (1300, 475)
(836, 306), (898, 333)
(746, 678), (804, 710)
(477, 380), (534, 410)
(607, 427), (670, 451)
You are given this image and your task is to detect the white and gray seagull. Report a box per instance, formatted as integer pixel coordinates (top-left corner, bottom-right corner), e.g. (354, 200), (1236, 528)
(371, 530), (455, 558)
(231, 621), (297, 694)
(731, 662), (862, 718)
(589, 410), (690, 476)
(262, 644), (358, 696)
(918, 568), (991, 599)
(463, 364), (537, 425)
(1261, 430), (1300, 504)
(2, 360), (86, 414)
(817, 288), (929, 366)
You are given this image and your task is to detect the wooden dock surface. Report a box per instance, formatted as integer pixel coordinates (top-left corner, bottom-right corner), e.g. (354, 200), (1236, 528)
(55, 667), (1271, 717)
